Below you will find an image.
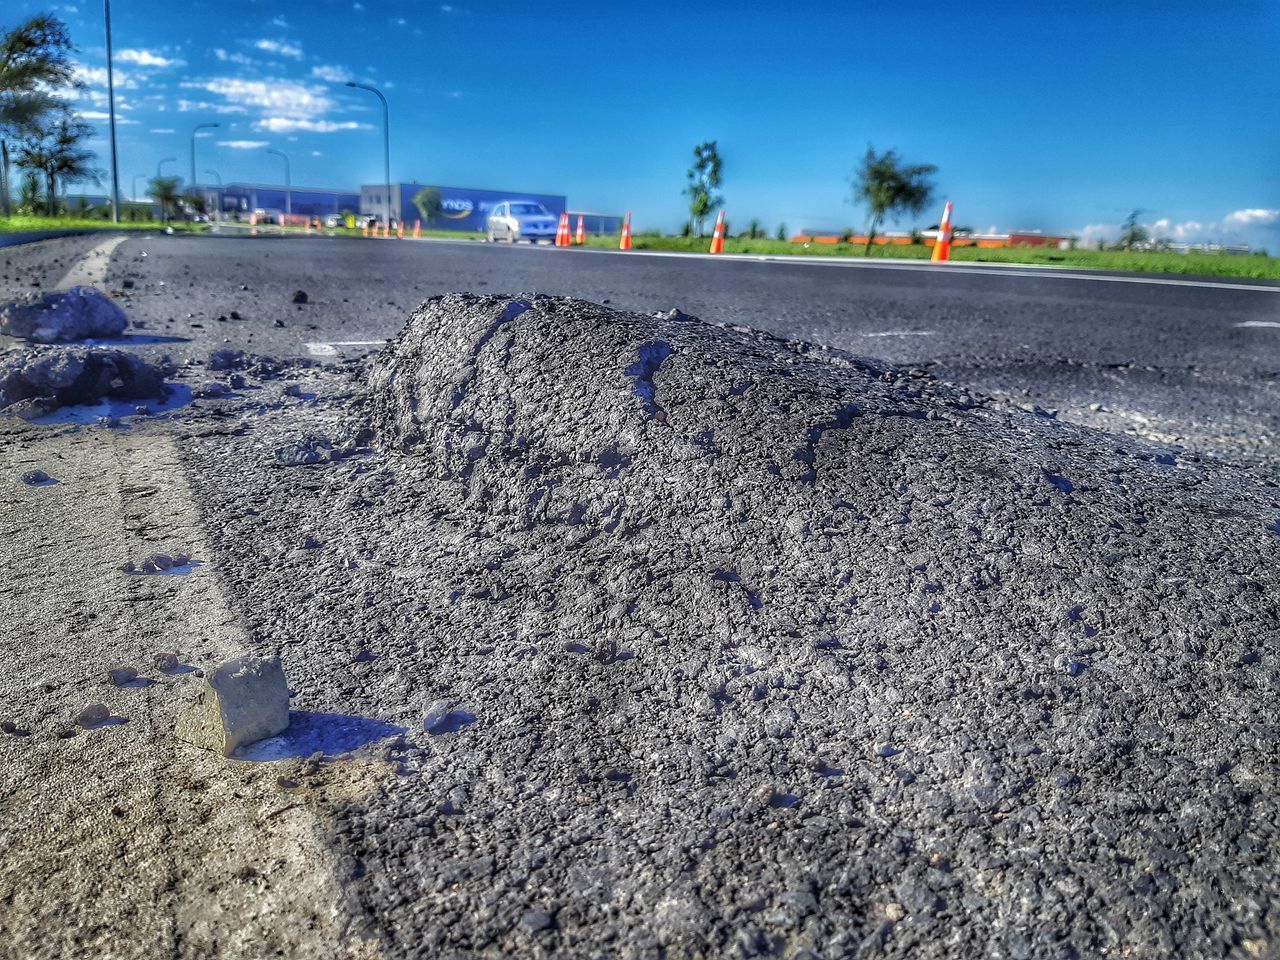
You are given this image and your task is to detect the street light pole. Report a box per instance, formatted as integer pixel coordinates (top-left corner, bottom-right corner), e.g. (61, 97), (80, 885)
(132, 173), (144, 202)
(157, 157), (176, 178)
(204, 168), (222, 221)
(267, 148), (291, 218)
(345, 81), (391, 228)
(103, 0), (121, 223)
(190, 122), (219, 192)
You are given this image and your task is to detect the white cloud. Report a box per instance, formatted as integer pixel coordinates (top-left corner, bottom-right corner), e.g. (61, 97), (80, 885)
(184, 77), (332, 117)
(74, 64), (137, 89)
(214, 48), (256, 66)
(271, 15), (289, 27)
(441, 4), (454, 10)
(311, 64), (353, 83)
(311, 150), (323, 156)
(150, 127), (176, 133)
(115, 48), (182, 68)
(392, 17), (408, 25)
(255, 117), (368, 133)
(1223, 208), (1280, 228)
(80, 110), (138, 124)
(353, 2), (364, 9)
(218, 139), (268, 149)
(254, 39), (303, 59)
(176, 98), (249, 115)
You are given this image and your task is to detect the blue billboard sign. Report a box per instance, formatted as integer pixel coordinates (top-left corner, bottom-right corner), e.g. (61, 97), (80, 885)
(399, 184), (566, 232)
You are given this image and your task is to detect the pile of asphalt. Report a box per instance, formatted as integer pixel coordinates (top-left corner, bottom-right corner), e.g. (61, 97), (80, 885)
(183, 294), (1277, 959)
(0, 346), (171, 419)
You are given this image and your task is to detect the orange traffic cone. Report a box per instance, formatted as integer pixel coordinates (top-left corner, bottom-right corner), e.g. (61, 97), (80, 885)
(709, 209), (726, 254)
(555, 212), (571, 247)
(575, 215), (585, 245)
(363, 224), (369, 237)
(931, 201), (953, 262)
(413, 219), (421, 239)
(619, 211), (632, 250)
(397, 221), (404, 239)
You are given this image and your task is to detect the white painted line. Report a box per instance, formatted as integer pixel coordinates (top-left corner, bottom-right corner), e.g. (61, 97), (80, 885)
(1236, 320), (1280, 328)
(304, 340), (387, 356)
(56, 234), (130, 290)
(862, 330), (936, 337)
(551, 245), (1280, 292)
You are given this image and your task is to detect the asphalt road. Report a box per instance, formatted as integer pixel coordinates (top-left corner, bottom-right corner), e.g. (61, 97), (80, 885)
(4, 231), (1280, 468)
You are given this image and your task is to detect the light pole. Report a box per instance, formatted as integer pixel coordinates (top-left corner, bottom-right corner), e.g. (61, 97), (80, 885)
(190, 122), (219, 192)
(103, 0), (121, 222)
(266, 148), (291, 219)
(204, 168), (222, 221)
(345, 81), (391, 228)
(157, 157), (176, 179)
(132, 173), (145, 202)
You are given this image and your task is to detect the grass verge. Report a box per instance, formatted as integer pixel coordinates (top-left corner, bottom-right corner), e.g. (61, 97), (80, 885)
(0, 215), (205, 234)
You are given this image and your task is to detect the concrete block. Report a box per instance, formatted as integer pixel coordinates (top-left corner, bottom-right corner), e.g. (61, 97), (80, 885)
(176, 656), (290, 756)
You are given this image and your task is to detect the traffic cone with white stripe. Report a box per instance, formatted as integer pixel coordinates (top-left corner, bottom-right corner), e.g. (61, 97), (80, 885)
(413, 219), (421, 239)
(363, 224), (369, 237)
(931, 201), (953, 262)
(619, 211), (632, 250)
(397, 220), (404, 239)
(709, 209), (726, 254)
(555, 212), (571, 247)
(575, 215), (585, 245)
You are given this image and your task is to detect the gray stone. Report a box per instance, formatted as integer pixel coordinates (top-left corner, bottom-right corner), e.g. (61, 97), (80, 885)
(0, 285), (128, 343)
(108, 666), (138, 686)
(0, 348), (169, 418)
(77, 703), (111, 727)
(175, 656), (290, 756)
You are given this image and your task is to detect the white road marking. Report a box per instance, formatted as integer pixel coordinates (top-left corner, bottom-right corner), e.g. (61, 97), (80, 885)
(56, 234), (130, 290)
(509, 242), (1280, 293)
(305, 340), (387, 356)
(862, 330), (936, 337)
(1236, 320), (1280, 328)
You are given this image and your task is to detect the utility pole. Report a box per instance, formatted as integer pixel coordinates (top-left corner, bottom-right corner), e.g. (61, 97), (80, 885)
(103, 0), (121, 223)
(267, 148), (291, 218)
(190, 122), (219, 194)
(345, 82), (391, 228)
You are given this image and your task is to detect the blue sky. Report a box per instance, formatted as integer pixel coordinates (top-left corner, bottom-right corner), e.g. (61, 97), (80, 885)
(15, 0), (1280, 245)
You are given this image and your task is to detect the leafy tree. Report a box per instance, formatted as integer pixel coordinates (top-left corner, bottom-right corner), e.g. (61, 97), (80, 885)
(1118, 209), (1149, 250)
(13, 111), (98, 215)
(683, 140), (723, 236)
(850, 145), (936, 255)
(412, 186), (442, 225)
(1, 15), (78, 216)
(776, 223), (787, 241)
(148, 175), (182, 222)
(15, 168), (41, 213)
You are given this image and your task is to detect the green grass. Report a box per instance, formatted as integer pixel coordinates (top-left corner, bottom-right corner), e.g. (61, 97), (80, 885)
(0, 214), (205, 234)
(580, 234), (1280, 280)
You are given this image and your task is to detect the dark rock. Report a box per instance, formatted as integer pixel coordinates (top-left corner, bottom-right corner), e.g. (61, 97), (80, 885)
(291, 290), (308, 304)
(0, 348), (169, 419)
(0, 286), (128, 342)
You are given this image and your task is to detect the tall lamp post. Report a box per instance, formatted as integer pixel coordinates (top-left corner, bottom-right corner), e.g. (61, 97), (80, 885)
(266, 148), (291, 219)
(345, 81), (391, 228)
(103, 0), (121, 222)
(190, 122), (219, 194)
(157, 157), (176, 179)
(204, 168), (222, 221)
(132, 173), (145, 202)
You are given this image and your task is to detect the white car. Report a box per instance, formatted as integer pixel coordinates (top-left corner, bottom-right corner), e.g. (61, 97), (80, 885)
(324, 213), (345, 228)
(486, 200), (557, 244)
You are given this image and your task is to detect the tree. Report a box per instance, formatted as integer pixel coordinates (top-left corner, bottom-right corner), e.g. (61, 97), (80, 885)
(776, 223), (787, 242)
(683, 140), (723, 236)
(148, 175), (181, 222)
(15, 168), (41, 213)
(1, 15), (78, 216)
(412, 186), (442, 225)
(850, 145), (936, 255)
(1118, 209), (1149, 250)
(13, 111), (98, 216)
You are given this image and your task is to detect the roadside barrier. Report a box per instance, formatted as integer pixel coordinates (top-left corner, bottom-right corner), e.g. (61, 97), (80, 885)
(620, 211), (632, 250)
(413, 220), (421, 239)
(931, 201), (953, 262)
(575, 215), (585, 245)
(709, 209), (726, 254)
(555, 213), (572, 247)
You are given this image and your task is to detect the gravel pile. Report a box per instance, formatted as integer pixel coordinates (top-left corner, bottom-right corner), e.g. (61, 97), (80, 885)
(185, 294), (1277, 959)
(0, 347), (170, 419)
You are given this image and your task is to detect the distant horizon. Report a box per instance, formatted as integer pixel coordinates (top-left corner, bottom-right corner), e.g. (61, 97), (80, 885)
(8, 1), (1279, 248)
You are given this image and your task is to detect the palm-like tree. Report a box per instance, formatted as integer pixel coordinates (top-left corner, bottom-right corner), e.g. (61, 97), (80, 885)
(148, 175), (182, 223)
(851, 146), (937, 255)
(1, 15), (77, 216)
(14, 112), (99, 216)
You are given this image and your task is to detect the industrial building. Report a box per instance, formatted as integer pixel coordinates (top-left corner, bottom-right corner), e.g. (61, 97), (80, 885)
(360, 182), (568, 232)
(201, 183), (360, 220)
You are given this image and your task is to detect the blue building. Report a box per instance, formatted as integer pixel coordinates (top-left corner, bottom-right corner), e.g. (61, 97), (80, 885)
(362, 182), (567, 231)
(206, 183), (360, 219)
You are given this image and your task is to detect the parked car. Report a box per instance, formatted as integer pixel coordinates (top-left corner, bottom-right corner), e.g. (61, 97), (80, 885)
(324, 213), (345, 228)
(486, 200), (557, 243)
